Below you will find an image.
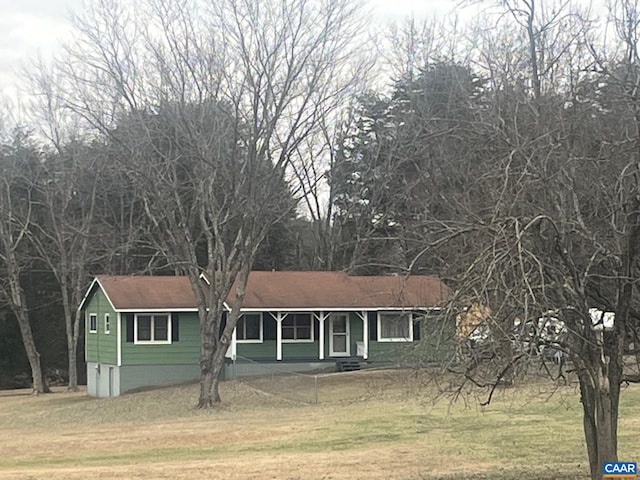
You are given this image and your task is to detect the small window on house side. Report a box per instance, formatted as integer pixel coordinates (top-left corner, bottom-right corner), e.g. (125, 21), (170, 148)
(104, 314), (110, 334)
(89, 314), (97, 333)
(236, 314), (262, 342)
(378, 312), (413, 342)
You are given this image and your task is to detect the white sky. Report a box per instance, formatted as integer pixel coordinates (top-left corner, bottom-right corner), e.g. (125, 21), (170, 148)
(0, 0), (457, 101)
(0, 0), (76, 94)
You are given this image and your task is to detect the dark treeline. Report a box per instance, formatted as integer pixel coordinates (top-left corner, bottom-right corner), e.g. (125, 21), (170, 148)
(0, 127), (306, 389)
(1, 0), (640, 477)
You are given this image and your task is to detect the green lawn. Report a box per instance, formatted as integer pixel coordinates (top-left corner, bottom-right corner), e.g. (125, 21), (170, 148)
(0, 370), (638, 479)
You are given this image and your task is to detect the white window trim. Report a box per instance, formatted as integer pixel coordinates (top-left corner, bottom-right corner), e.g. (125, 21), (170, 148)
(236, 313), (263, 344)
(134, 313), (172, 345)
(104, 313), (110, 334)
(282, 313), (315, 343)
(377, 311), (413, 342)
(89, 313), (98, 333)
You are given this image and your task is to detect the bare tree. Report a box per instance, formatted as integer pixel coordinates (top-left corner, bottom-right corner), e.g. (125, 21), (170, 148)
(382, 14), (467, 83)
(332, 2), (638, 477)
(26, 144), (99, 391)
(50, 0), (367, 406)
(0, 119), (49, 394)
(21, 71), (101, 391)
(434, 2), (640, 478)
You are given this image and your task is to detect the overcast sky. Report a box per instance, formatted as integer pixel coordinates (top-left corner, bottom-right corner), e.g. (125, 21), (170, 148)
(0, 0), (456, 99)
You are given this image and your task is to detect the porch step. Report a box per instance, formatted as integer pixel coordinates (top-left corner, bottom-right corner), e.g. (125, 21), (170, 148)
(336, 358), (361, 372)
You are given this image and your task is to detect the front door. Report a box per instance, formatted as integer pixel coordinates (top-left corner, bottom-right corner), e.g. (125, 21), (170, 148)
(330, 313), (350, 357)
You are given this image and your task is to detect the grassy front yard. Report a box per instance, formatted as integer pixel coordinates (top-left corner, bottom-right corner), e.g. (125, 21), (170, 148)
(0, 370), (638, 479)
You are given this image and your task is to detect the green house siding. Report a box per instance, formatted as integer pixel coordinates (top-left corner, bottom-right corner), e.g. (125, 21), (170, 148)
(368, 314), (456, 363)
(348, 313), (363, 356)
(237, 343), (330, 360)
(121, 312), (200, 365)
(85, 288), (117, 365)
(237, 341), (320, 360)
(367, 341), (410, 361)
(119, 364), (200, 392)
(237, 341), (276, 360)
(283, 341), (319, 358)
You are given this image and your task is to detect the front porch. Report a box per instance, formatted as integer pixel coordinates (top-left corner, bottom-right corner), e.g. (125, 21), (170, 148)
(228, 311), (371, 363)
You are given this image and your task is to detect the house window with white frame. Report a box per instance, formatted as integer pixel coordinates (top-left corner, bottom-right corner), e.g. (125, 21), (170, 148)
(236, 313), (262, 342)
(282, 313), (313, 341)
(378, 311), (413, 342)
(89, 313), (97, 333)
(104, 313), (110, 334)
(135, 314), (170, 344)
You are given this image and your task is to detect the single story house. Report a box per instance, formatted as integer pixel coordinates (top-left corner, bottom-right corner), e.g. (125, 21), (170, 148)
(80, 271), (452, 397)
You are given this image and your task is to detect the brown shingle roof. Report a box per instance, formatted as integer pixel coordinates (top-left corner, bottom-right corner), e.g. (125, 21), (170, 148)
(91, 271), (450, 311)
(239, 271), (450, 309)
(95, 275), (197, 310)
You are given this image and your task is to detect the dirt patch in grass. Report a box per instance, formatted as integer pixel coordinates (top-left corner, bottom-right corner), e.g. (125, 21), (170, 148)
(0, 371), (638, 479)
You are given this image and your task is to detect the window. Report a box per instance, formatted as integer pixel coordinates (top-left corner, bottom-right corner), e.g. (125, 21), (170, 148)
(236, 313), (262, 342)
(282, 313), (313, 342)
(89, 313), (97, 333)
(135, 314), (171, 344)
(104, 314), (110, 334)
(378, 312), (413, 342)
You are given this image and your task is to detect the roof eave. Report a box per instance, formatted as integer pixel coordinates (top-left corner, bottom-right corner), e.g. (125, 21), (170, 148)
(237, 306), (444, 312)
(116, 308), (200, 313)
(78, 277), (99, 312)
(78, 276), (118, 313)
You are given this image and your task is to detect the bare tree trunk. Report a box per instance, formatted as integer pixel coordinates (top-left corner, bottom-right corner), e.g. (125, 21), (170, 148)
(198, 370), (219, 408)
(2, 231), (50, 394)
(67, 342), (78, 391)
(196, 263), (253, 408)
(198, 307), (223, 407)
(198, 347), (226, 407)
(70, 307), (83, 390)
(14, 309), (48, 394)
(595, 385), (618, 468)
(207, 349), (229, 407)
(525, 0), (542, 103)
(578, 373), (599, 480)
(61, 281), (79, 391)
(578, 359), (621, 480)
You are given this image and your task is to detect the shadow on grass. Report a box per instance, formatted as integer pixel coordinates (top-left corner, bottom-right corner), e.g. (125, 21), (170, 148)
(0, 389), (33, 398)
(420, 465), (588, 480)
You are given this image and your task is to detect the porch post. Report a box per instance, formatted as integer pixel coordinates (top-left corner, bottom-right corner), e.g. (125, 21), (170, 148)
(317, 312), (326, 360)
(276, 312), (283, 361)
(231, 325), (237, 361)
(361, 310), (368, 360)
(116, 312), (122, 366)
